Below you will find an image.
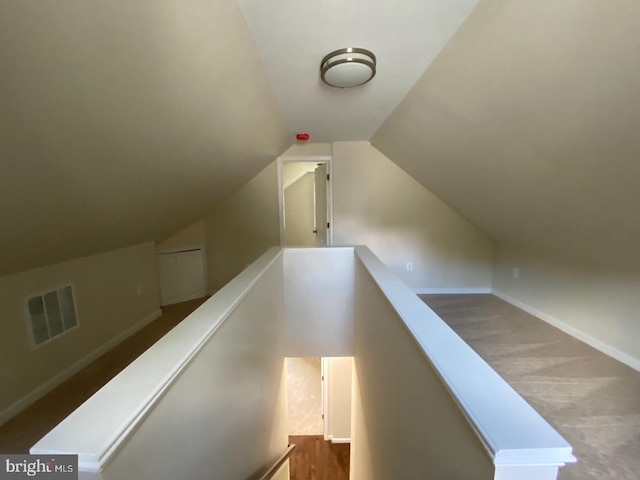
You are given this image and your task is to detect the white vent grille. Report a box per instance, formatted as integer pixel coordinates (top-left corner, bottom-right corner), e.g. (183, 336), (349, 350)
(26, 285), (78, 346)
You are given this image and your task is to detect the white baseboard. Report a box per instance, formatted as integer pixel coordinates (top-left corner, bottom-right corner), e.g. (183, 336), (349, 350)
(330, 437), (351, 444)
(325, 434), (351, 444)
(413, 287), (492, 295)
(0, 308), (163, 426)
(492, 289), (640, 372)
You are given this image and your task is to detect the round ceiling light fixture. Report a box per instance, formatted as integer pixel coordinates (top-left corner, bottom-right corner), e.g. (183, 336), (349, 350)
(320, 47), (376, 88)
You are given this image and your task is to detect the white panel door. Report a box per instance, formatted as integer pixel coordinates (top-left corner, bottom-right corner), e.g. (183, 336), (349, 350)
(158, 249), (206, 306)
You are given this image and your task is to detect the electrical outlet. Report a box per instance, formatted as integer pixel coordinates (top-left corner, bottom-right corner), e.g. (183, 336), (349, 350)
(136, 283), (145, 295)
(512, 267), (519, 279)
(406, 262), (413, 271)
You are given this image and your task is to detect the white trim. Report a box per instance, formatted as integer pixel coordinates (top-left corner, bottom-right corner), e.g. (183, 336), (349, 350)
(413, 287), (492, 295)
(0, 309), (162, 427)
(277, 155), (333, 247)
(492, 289), (640, 372)
(321, 357), (330, 441)
(329, 437), (351, 444)
(276, 157), (285, 245)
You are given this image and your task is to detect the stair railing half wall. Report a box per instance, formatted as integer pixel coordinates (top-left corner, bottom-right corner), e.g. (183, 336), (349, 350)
(29, 246), (574, 480)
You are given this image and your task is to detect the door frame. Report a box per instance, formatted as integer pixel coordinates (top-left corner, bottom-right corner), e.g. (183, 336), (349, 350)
(277, 155), (333, 246)
(321, 357), (329, 440)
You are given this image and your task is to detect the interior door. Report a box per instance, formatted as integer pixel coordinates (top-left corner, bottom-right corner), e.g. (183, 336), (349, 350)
(158, 249), (206, 306)
(314, 163), (328, 246)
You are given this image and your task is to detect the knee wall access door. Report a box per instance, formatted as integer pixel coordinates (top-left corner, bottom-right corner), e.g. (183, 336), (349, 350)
(157, 249), (206, 306)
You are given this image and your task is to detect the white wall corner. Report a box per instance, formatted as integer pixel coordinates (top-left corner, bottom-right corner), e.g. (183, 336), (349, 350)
(492, 289), (640, 372)
(413, 287), (492, 295)
(0, 309), (163, 426)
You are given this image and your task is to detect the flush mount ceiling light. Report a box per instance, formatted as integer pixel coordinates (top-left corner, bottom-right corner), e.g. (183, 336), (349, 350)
(320, 47), (376, 88)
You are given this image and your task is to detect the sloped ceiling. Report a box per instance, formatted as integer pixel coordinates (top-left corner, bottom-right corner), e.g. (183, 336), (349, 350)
(236, 0), (479, 142)
(372, 0), (640, 270)
(3, 0), (638, 276)
(282, 162), (317, 190)
(0, 0), (290, 276)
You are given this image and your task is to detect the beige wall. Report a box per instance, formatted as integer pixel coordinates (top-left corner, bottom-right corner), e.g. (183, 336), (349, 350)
(0, 242), (160, 417)
(333, 141), (494, 289)
(286, 357), (323, 435)
(284, 173), (316, 246)
(493, 244), (640, 367)
(201, 141), (494, 291)
(204, 162), (280, 291)
(156, 220), (205, 252)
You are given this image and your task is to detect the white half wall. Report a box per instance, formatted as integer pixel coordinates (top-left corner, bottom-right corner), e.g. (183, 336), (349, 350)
(351, 246), (574, 480)
(32, 248), (288, 480)
(350, 256), (494, 479)
(493, 244), (640, 370)
(283, 248), (354, 357)
(29, 246), (575, 480)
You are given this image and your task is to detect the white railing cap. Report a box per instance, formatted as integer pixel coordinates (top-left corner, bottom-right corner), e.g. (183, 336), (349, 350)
(30, 247), (284, 472)
(354, 245), (576, 467)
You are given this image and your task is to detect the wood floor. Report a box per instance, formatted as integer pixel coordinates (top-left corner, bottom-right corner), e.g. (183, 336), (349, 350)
(420, 294), (640, 480)
(0, 297), (207, 454)
(288, 435), (350, 480)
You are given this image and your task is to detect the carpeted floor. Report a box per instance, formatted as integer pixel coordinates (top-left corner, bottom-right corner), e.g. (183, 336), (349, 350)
(420, 294), (640, 480)
(0, 297), (207, 454)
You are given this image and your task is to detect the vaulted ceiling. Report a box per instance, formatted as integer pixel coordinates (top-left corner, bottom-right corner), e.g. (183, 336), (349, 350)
(372, 0), (640, 270)
(235, 0), (479, 141)
(1, 0), (638, 276)
(0, 0), (289, 275)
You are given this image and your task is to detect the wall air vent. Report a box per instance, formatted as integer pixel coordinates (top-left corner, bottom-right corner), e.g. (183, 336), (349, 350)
(26, 285), (78, 347)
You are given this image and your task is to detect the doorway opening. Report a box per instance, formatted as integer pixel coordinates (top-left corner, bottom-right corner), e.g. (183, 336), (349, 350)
(278, 156), (333, 247)
(285, 357), (352, 479)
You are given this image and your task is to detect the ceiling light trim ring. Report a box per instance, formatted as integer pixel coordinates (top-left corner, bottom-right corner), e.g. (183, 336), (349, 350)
(320, 47), (377, 88)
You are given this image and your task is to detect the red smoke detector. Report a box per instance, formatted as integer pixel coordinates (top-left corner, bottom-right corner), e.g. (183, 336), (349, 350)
(296, 132), (310, 141)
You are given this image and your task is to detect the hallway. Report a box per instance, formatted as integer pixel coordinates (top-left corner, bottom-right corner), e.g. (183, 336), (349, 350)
(420, 294), (640, 480)
(0, 298), (207, 454)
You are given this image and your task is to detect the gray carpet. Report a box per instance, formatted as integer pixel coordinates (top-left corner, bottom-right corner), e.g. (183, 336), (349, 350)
(419, 294), (640, 480)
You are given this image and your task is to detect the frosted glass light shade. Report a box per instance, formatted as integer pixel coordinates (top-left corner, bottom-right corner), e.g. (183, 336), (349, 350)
(320, 48), (376, 88)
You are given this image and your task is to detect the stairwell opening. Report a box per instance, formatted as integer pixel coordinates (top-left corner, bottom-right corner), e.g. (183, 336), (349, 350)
(285, 357), (351, 479)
